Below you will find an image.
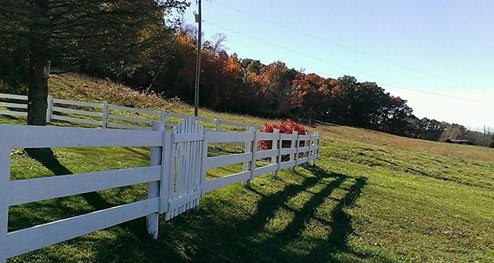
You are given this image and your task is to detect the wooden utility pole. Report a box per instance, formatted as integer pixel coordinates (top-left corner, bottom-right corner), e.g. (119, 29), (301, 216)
(194, 0), (202, 116)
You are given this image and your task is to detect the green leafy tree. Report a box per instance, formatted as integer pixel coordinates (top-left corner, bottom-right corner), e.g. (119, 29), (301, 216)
(0, 0), (188, 125)
(413, 118), (449, 141)
(381, 96), (414, 136)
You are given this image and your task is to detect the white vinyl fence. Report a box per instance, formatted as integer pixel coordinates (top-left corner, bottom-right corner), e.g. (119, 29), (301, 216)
(0, 93), (259, 132)
(0, 117), (320, 262)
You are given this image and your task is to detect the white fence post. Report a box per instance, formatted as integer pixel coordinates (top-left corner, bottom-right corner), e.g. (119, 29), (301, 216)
(0, 147), (10, 263)
(101, 101), (109, 129)
(214, 117), (221, 148)
(290, 131), (298, 170)
(294, 132), (300, 166)
(249, 130), (258, 183)
(146, 121), (165, 239)
(315, 133), (320, 164)
(243, 127), (256, 186)
(160, 111), (167, 124)
(272, 129), (280, 177)
(46, 95), (53, 124)
(215, 118), (221, 132)
(308, 134), (314, 166)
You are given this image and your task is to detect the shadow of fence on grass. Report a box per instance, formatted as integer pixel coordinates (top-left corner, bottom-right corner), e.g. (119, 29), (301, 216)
(12, 151), (395, 263)
(116, 165), (390, 263)
(83, 165), (397, 263)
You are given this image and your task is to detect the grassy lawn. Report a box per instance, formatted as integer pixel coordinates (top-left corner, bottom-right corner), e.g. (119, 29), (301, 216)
(2, 74), (494, 262)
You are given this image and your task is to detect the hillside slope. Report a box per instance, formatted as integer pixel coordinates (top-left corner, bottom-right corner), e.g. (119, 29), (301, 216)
(1, 73), (494, 263)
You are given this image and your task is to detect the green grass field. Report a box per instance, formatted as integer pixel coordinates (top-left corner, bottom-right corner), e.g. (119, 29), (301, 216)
(2, 74), (494, 263)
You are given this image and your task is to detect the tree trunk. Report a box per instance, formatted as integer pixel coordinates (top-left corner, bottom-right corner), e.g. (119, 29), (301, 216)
(27, 59), (48, 126)
(308, 107), (314, 127)
(27, 0), (50, 126)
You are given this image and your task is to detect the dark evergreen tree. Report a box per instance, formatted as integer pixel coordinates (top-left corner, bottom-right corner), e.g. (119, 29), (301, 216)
(0, 0), (188, 125)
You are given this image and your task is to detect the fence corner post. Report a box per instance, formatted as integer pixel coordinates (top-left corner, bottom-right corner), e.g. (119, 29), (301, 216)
(147, 121), (165, 239)
(101, 101), (109, 129)
(45, 95), (54, 124)
(272, 129), (280, 177)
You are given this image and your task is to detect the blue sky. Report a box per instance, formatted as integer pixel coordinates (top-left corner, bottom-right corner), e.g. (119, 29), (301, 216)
(183, 0), (494, 129)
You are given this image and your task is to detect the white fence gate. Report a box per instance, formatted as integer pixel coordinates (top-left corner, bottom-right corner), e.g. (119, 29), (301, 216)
(164, 118), (204, 220)
(0, 118), (320, 263)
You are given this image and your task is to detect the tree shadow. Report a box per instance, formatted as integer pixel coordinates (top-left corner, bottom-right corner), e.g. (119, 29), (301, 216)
(27, 148), (111, 211)
(0, 112), (25, 123)
(0, 113), (20, 120)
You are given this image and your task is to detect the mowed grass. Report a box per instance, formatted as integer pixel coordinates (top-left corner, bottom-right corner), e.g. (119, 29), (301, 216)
(1, 74), (494, 262)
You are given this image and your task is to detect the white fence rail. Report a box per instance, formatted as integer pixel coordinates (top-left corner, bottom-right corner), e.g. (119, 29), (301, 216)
(0, 93), (28, 118)
(0, 117), (320, 262)
(0, 93), (260, 131)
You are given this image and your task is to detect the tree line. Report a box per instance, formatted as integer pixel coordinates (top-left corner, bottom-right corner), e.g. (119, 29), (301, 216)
(0, 1), (489, 146)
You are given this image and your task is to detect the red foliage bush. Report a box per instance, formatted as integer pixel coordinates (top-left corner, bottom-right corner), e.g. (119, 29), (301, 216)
(259, 119), (308, 150)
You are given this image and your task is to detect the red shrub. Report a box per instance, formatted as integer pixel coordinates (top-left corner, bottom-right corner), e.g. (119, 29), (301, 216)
(259, 119), (308, 150)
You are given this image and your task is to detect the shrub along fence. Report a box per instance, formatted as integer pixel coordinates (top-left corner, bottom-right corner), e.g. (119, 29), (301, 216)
(0, 117), (320, 262)
(0, 92), (259, 132)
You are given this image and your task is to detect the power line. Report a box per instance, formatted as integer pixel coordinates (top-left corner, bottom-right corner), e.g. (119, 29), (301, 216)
(203, 20), (489, 104)
(210, 0), (471, 88)
(203, 21), (378, 79)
